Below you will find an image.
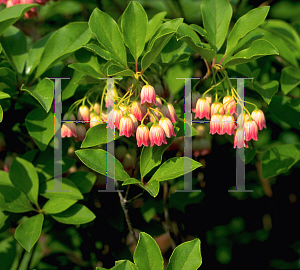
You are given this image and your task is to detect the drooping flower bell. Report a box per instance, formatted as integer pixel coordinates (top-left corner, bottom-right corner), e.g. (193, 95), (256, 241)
(131, 101), (146, 121)
(162, 103), (178, 123)
(209, 114), (223, 135)
(149, 124), (167, 146)
(251, 109), (266, 130)
(221, 114), (236, 135)
(75, 124), (86, 142)
(78, 105), (90, 122)
(156, 97), (162, 109)
(195, 98), (210, 120)
(107, 109), (123, 129)
(244, 119), (258, 141)
(159, 117), (176, 138)
(192, 92), (201, 113)
(136, 125), (150, 147)
(129, 114), (138, 132)
(211, 102), (224, 116)
(90, 102), (100, 115)
(234, 128), (248, 148)
(141, 85), (157, 106)
(223, 96), (236, 115)
(237, 112), (249, 128)
(119, 116), (135, 138)
(62, 113), (77, 138)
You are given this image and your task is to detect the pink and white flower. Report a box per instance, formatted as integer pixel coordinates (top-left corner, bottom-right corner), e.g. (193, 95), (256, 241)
(119, 116), (135, 137)
(251, 109), (266, 130)
(159, 117), (176, 138)
(107, 109), (123, 129)
(141, 85), (157, 106)
(195, 98), (210, 120)
(136, 125), (150, 147)
(149, 124), (167, 146)
(244, 119), (258, 141)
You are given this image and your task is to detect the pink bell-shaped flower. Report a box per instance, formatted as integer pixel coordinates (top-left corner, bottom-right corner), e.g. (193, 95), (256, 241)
(162, 103), (178, 123)
(223, 96), (236, 115)
(234, 128), (248, 148)
(141, 85), (157, 106)
(90, 115), (101, 128)
(78, 105), (90, 122)
(156, 97), (162, 109)
(211, 102), (224, 116)
(119, 116), (135, 138)
(107, 109), (123, 129)
(62, 113), (77, 138)
(251, 109), (266, 130)
(195, 98), (210, 120)
(159, 117), (176, 138)
(244, 119), (258, 141)
(136, 125), (150, 147)
(237, 112), (249, 128)
(221, 114), (236, 135)
(209, 114), (223, 135)
(75, 124), (86, 142)
(131, 101), (146, 121)
(149, 124), (167, 146)
(129, 114), (139, 132)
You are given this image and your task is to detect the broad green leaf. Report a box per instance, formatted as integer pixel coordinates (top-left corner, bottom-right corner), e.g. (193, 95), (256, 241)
(83, 43), (112, 60)
(107, 65), (135, 77)
(0, 210), (9, 230)
(0, 105), (2, 123)
(0, 91), (11, 100)
(113, 260), (138, 270)
(9, 157), (39, 206)
(0, 171), (11, 185)
(134, 232), (164, 270)
(189, 24), (210, 44)
(145, 12), (167, 42)
(43, 196), (77, 214)
(75, 149), (130, 181)
(150, 18), (183, 42)
(166, 238), (202, 270)
(51, 204), (95, 225)
(280, 67), (300, 95)
(261, 144), (300, 178)
(122, 178), (141, 186)
(201, 0), (232, 51)
(21, 78), (54, 113)
(140, 128), (179, 178)
(253, 80), (279, 105)
(39, 178), (84, 200)
(89, 8), (127, 67)
(66, 171), (96, 194)
(0, 26), (27, 74)
(0, 67), (17, 89)
(223, 40), (278, 67)
(69, 59), (105, 79)
(268, 95), (300, 130)
(142, 29), (175, 72)
(0, 4), (38, 36)
(0, 43), (1, 53)
(14, 214), (44, 252)
(176, 23), (215, 62)
(25, 108), (54, 151)
(226, 7), (269, 56)
(26, 32), (54, 75)
(0, 185), (34, 213)
(0, 236), (16, 270)
(141, 180), (160, 197)
(36, 22), (91, 78)
(121, 1), (148, 60)
(81, 123), (119, 148)
(150, 157), (202, 182)
(62, 70), (82, 101)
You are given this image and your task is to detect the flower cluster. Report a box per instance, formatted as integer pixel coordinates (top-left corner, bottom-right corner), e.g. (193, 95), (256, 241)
(193, 93), (266, 148)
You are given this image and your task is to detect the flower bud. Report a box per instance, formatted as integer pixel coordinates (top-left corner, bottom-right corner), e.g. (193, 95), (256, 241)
(211, 102), (224, 116)
(78, 105), (90, 121)
(62, 113), (77, 138)
(192, 92), (201, 113)
(149, 124), (167, 147)
(107, 109), (123, 129)
(106, 88), (118, 108)
(75, 124), (86, 142)
(244, 119), (258, 141)
(129, 114), (138, 132)
(136, 125), (150, 147)
(234, 128), (248, 148)
(159, 117), (176, 138)
(156, 97), (162, 109)
(131, 101), (146, 121)
(223, 96), (236, 115)
(209, 114), (223, 135)
(119, 116), (135, 137)
(90, 102), (101, 115)
(90, 115), (101, 128)
(221, 114), (236, 135)
(162, 103), (178, 123)
(141, 85), (157, 106)
(251, 109), (266, 130)
(195, 98), (210, 120)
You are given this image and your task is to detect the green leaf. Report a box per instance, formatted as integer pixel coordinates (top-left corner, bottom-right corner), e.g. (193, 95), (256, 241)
(66, 171), (96, 194)
(43, 196), (77, 214)
(75, 149), (130, 181)
(113, 260), (138, 270)
(223, 39), (278, 67)
(21, 78), (54, 113)
(176, 23), (215, 62)
(176, 119), (199, 137)
(121, 1), (148, 60)
(0, 210), (9, 230)
(0, 67), (17, 89)
(0, 26), (27, 74)
(62, 70), (82, 101)
(166, 238), (202, 270)
(122, 178), (141, 186)
(150, 157), (202, 182)
(89, 8), (127, 67)
(36, 22), (91, 78)
(0, 171), (11, 185)
(261, 144), (300, 178)
(9, 157), (39, 206)
(81, 123), (119, 148)
(0, 185), (34, 213)
(26, 32), (54, 75)
(39, 178), (84, 200)
(83, 43), (112, 60)
(0, 90), (11, 100)
(226, 6), (269, 56)
(189, 24), (210, 44)
(134, 232), (164, 270)
(280, 67), (300, 95)
(69, 60), (105, 79)
(107, 65), (135, 77)
(201, 0), (232, 51)
(0, 236), (16, 270)
(14, 214), (44, 252)
(146, 12), (167, 42)
(141, 180), (160, 197)
(140, 128), (179, 178)
(51, 204), (95, 225)
(25, 108), (54, 151)
(0, 4), (39, 36)
(0, 105), (2, 123)
(253, 80), (279, 105)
